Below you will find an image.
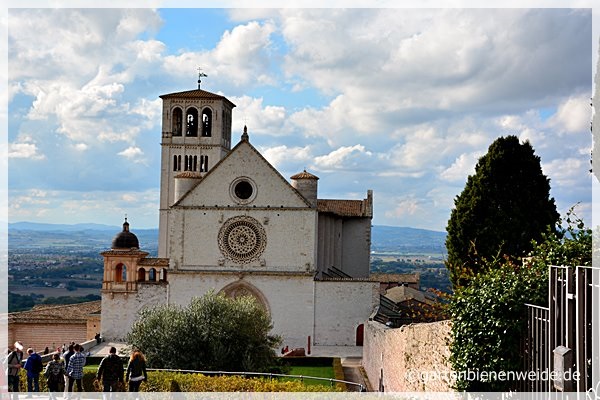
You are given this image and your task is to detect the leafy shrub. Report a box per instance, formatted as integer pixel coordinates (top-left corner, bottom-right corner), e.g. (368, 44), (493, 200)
(448, 210), (591, 391)
(126, 291), (281, 372)
(16, 369), (339, 392)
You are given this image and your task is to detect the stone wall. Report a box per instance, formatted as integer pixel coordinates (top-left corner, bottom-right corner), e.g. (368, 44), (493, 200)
(363, 319), (454, 392)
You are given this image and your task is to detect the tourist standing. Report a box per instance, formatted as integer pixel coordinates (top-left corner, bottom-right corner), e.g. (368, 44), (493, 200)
(44, 353), (65, 395)
(23, 347), (43, 393)
(62, 343), (75, 394)
(125, 350), (147, 392)
(5, 342), (23, 393)
(66, 344), (86, 392)
(96, 347), (124, 392)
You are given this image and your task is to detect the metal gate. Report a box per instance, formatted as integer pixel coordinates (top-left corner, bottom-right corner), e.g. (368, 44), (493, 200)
(524, 265), (600, 393)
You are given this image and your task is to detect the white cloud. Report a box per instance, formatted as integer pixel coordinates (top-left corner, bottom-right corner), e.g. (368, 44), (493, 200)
(261, 145), (312, 170)
(313, 145), (372, 172)
(230, 96), (287, 135)
(8, 142), (45, 160)
(440, 151), (484, 182)
(117, 146), (144, 160)
(550, 95), (591, 134)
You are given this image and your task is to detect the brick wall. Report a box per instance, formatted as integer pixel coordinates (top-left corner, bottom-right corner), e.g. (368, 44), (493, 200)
(363, 319), (454, 392)
(8, 323), (88, 354)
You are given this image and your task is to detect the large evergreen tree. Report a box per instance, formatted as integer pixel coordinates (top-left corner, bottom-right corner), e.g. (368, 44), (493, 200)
(445, 135), (559, 286)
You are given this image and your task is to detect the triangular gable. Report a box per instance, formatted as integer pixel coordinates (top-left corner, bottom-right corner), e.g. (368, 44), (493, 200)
(176, 140), (311, 208)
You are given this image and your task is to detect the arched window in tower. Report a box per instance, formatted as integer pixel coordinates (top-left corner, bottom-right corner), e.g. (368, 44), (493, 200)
(186, 108), (198, 136)
(173, 155), (177, 171)
(184, 155), (188, 171)
(115, 263), (127, 282)
(137, 268), (146, 282)
(160, 268), (168, 282)
(149, 268), (156, 282)
(193, 156), (198, 171)
(202, 108), (212, 137)
(172, 107), (183, 136)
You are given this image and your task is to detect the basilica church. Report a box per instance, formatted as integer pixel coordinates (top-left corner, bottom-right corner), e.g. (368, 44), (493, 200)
(100, 84), (380, 349)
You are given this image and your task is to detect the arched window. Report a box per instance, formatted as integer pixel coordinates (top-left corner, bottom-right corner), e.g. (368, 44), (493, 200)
(115, 263), (127, 282)
(193, 156), (197, 171)
(172, 107), (183, 136)
(160, 269), (168, 282)
(186, 108), (198, 136)
(202, 108), (212, 137)
(149, 268), (156, 282)
(137, 268), (146, 282)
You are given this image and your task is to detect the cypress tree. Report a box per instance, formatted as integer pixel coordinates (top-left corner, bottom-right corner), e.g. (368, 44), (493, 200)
(445, 135), (559, 286)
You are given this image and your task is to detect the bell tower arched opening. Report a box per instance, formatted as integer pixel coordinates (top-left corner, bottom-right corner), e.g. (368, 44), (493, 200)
(186, 108), (198, 137)
(172, 107), (183, 136)
(202, 108), (212, 137)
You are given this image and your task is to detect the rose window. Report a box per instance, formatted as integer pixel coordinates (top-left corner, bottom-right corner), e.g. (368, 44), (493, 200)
(218, 216), (266, 263)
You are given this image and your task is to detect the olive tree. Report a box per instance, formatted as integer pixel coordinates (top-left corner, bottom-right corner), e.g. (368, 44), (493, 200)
(126, 291), (281, 372)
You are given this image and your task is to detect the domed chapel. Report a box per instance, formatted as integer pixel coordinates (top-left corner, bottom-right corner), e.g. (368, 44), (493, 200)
(100, 83), (379, 349)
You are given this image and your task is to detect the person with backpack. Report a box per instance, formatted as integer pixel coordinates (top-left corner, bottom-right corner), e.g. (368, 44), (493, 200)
(96, 346), (124, 392)
(4, 341), (24, 393)
(23, 347), (43, 392)
(44, 353), (65, 396)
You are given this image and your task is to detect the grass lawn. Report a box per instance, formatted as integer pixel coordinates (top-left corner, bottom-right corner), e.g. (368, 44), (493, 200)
(284, 365), (335, 387)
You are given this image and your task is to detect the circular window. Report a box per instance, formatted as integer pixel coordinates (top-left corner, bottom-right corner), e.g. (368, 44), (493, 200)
(218, 216), (266, 264)
(230, 177), (257, 204)
(234, 180), (253, 199)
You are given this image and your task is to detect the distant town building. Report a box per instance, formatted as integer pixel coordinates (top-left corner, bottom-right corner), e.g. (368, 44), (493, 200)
(8, 301), (101, 352)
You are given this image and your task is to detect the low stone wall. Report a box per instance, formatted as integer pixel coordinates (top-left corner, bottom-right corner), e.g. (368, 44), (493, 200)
(362, 319), (454, 392)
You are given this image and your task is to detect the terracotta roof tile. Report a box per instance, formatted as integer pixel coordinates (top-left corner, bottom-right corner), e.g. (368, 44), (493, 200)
(290, 170), (319, 180)
(138, 258), (170, 267)
(317, 199), (366, 217)
(159, 89), (236, 107)
(8, 301), (101, 324)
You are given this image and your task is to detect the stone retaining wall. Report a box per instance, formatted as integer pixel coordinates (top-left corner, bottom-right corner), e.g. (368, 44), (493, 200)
(362, 319), (454, 392)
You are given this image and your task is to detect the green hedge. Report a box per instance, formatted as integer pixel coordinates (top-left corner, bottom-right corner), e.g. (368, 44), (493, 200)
(15, 369), (340, 392)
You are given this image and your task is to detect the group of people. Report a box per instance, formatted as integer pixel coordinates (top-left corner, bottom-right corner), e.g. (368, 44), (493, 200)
(4, 340), (148, 393)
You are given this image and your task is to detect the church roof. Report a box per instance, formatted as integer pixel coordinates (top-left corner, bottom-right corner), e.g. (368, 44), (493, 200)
(8, 301), (102, 324)
(317, 199), (369, 217)
(370, 273), (420, 284)
(290, 170), (319, 180)
(159, 89), (236, 107)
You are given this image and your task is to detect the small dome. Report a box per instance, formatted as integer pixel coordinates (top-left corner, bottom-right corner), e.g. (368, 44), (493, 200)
(111, 218), (139, 249)
(290, 170), (319, 180)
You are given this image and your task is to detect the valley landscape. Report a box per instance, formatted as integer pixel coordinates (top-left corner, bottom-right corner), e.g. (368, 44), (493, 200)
(8, 222), (450, 312)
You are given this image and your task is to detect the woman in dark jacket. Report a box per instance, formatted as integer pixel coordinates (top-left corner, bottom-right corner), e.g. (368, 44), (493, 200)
(125, 350), (147, 392)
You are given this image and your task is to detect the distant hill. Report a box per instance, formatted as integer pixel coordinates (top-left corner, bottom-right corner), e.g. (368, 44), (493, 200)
(9, 222), (446, 255)
(371, 225), (446, 254)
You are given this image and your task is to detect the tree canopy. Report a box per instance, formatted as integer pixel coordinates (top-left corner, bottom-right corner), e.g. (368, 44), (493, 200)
(126, 291), (281, 372)
(445, 135), (559, 286)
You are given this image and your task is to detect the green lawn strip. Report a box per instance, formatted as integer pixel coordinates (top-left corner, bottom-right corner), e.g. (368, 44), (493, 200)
(282, 365), (335, 387)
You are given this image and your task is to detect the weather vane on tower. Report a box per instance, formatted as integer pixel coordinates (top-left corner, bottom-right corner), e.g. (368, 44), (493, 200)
(197, 67), (207, 89)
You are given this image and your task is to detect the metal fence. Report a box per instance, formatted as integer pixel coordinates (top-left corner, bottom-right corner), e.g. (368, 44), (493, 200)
(523, 265), (600, 393)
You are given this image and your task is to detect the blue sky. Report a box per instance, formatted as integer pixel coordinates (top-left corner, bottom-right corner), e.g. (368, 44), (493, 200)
(6, 7), (596, 231)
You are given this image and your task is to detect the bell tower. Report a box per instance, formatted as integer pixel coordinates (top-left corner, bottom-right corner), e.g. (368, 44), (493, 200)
(157, 76), (236, 257)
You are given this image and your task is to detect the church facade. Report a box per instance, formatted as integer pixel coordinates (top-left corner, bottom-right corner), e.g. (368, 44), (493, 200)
(100, 86), (379, 349)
